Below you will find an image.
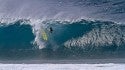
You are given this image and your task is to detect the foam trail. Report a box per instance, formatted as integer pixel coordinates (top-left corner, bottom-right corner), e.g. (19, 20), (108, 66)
(0, 64), (124, 70)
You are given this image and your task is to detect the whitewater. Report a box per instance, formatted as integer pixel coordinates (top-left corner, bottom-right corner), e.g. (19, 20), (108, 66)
(0, 64), (124, 70)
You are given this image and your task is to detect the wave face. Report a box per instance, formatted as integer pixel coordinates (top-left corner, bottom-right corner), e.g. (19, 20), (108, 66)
(0, 20), (35, 50)
(0, 19), (125, 59)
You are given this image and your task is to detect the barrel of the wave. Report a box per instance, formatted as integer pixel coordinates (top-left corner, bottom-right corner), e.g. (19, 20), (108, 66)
(41, 29), (48, 41)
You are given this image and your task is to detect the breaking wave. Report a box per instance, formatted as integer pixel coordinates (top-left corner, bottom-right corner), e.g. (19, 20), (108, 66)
(0, 18), (125, 59)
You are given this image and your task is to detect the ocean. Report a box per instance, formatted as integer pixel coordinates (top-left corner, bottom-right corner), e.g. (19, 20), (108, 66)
(0, 0), (125, 70)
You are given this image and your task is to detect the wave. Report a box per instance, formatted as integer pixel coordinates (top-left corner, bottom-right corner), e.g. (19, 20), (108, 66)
(0, 18), (125, 59)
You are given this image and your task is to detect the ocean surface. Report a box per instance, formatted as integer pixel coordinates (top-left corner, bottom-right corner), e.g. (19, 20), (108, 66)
(0, 0), (125, 70)
(0, 17), (125, 70)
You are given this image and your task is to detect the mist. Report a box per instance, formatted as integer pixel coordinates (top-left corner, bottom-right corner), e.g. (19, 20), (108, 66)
(0, 0), (125, 22)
